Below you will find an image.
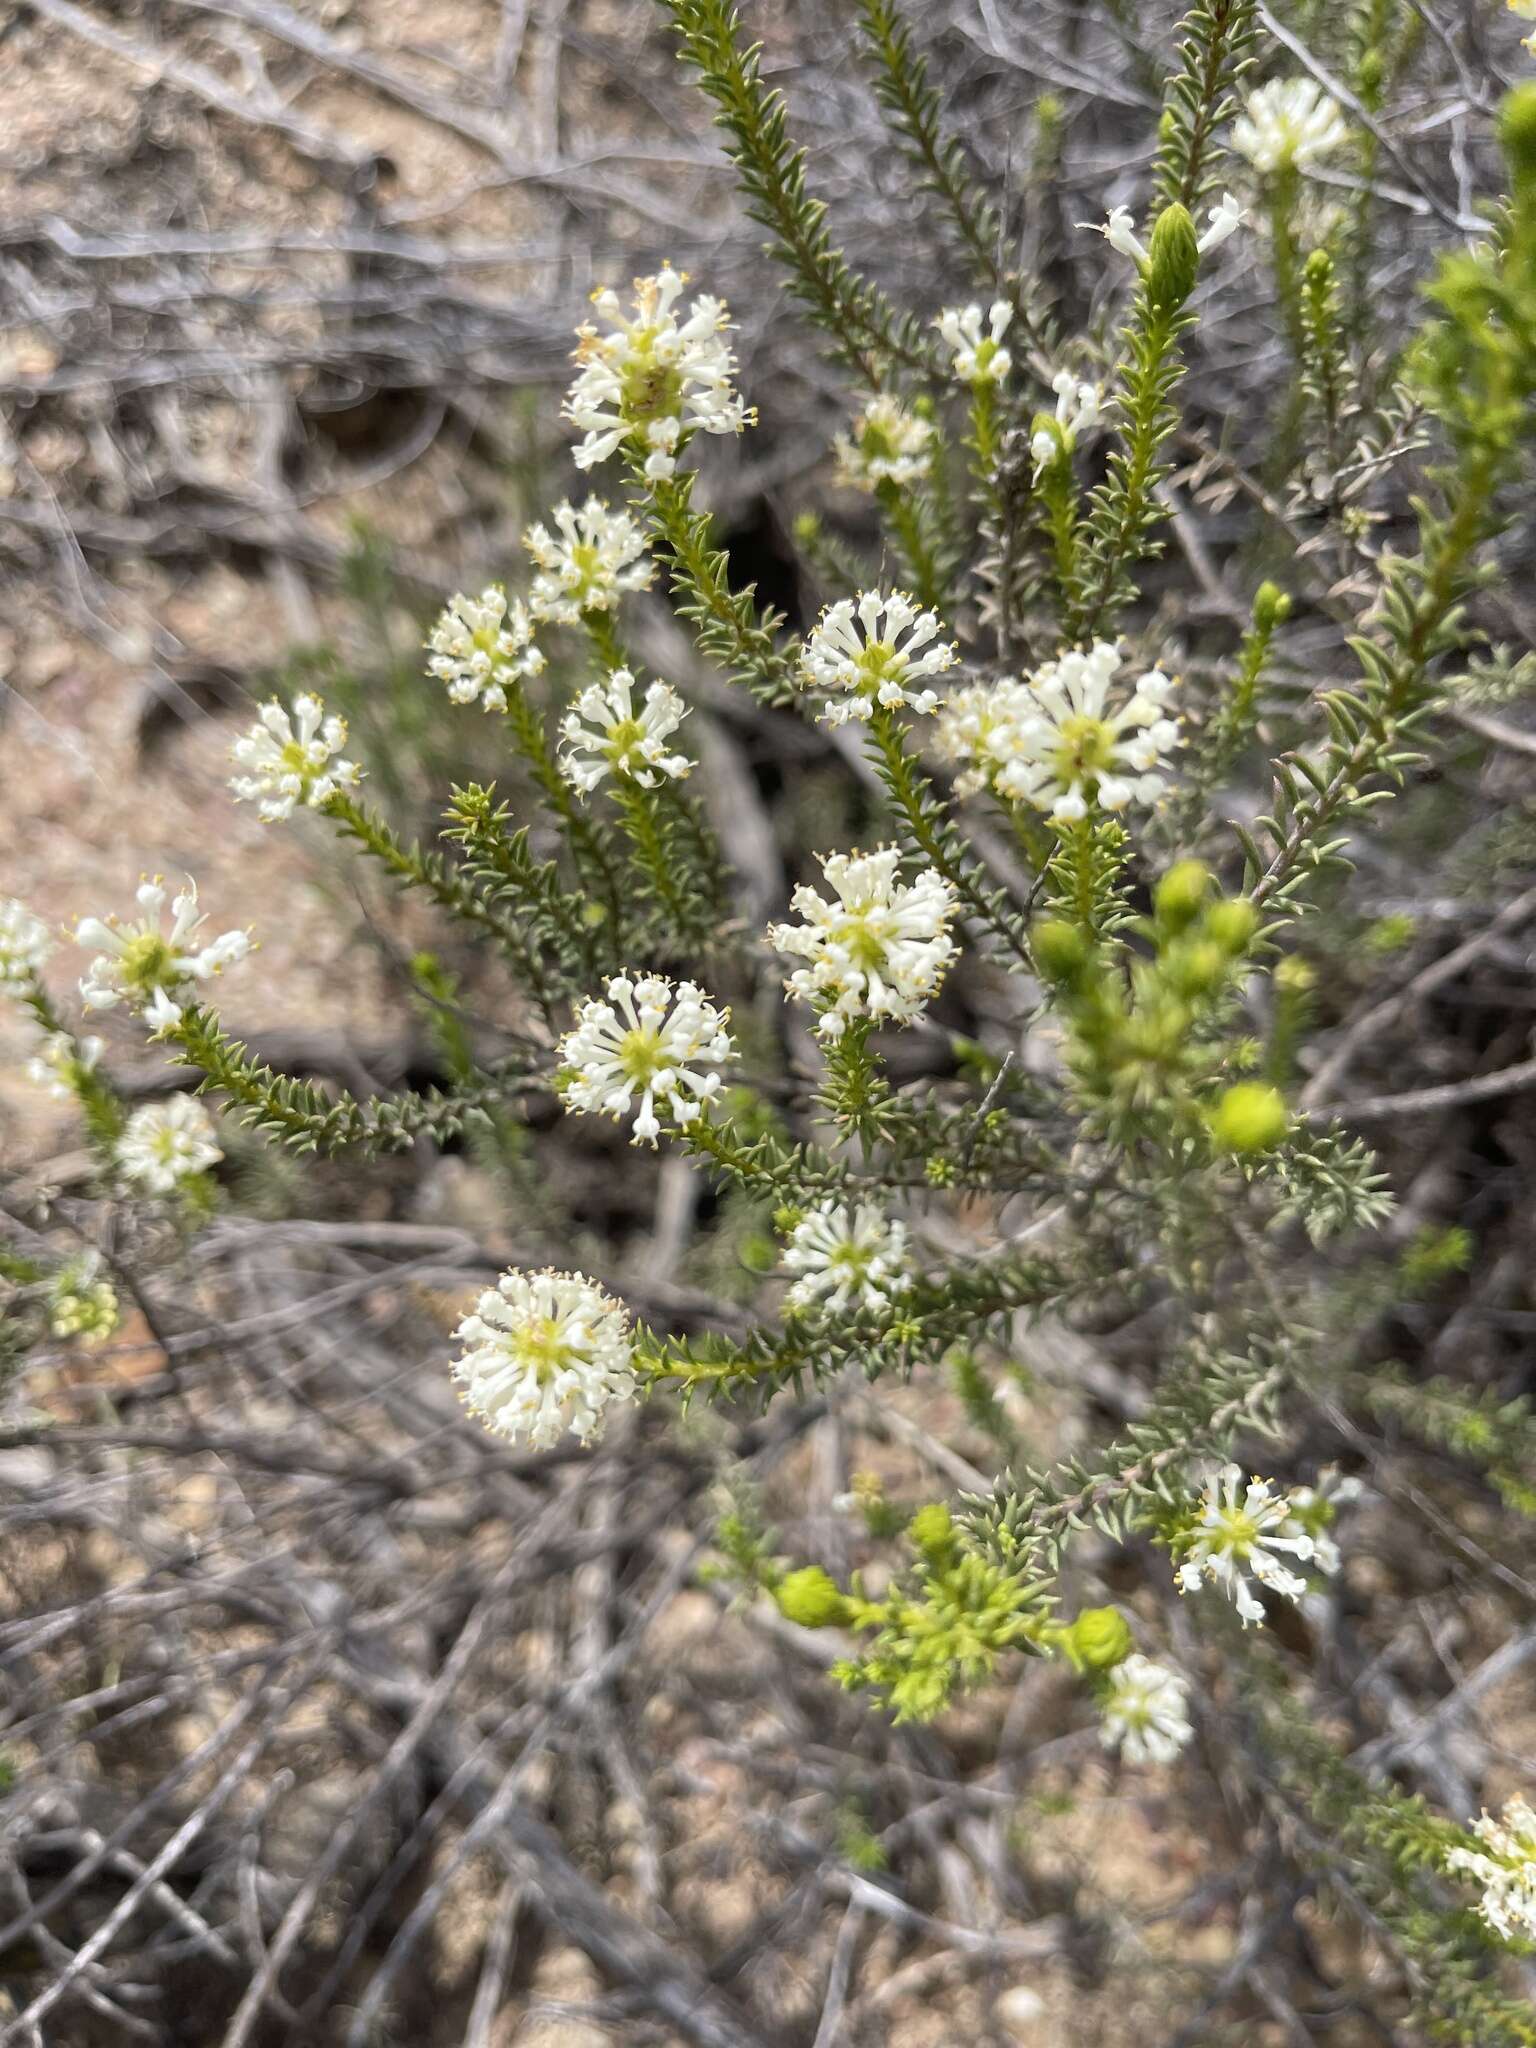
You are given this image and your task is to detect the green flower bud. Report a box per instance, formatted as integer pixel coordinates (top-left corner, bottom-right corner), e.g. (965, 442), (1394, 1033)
(1165, 938), (1227, 1000)
(792, 512), (822, 545)
(1061, 1605), (1134, 1673)
(1154, 859), (1212, 932)
(1033, 918), (1091, 986)
(1273, 956), (1315, 993)
(908, 1503), (956, 1558)
(1147, 203), (1199, 308)
(1204, 898), (1259, 956)
(1253, 580), (1292, 634)
(1208, 1080), (1290, 1154)
(775, 1566), (849, 1629)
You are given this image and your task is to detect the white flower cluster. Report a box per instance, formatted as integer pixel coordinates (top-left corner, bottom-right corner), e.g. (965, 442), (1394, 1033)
(781, 1199), (912, 1317)
(451, 1267), (636, 1450)
(1510, 0), (1536, 57)
(1231, 79), (1349, 174)
(1174, 1467), (1331, 1627)
(1095, 192), (1244, 270)
(229, 694), (361, 822)
(1031, 369), (1103, 473)
(26, 1030), (102, 1101)
(934, 640), (1181, 821)
(935, 301), (1013, 385)
(117, 1093), (223, 1194)
(833, 394), (935, 491)
(1283, 1469), (1363, 1574)
(427, 586), (545, 713)
(76, 878), (251, 1030)
(767, 847), (957, 1040)
(564, 265), (754, 480)
(524, 497), (654, 626)
(799, 590), (958, 727)
(1098, 1654), (1194, 1766)
(560, 668), (691, 794)
(1447, 1796), (1536, 1945)
(558, 973), (735, 1145)
(0, 896), (53, 992)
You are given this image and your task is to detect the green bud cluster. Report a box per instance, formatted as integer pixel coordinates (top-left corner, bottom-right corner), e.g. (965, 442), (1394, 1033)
(1034, 865), (1276, 1150)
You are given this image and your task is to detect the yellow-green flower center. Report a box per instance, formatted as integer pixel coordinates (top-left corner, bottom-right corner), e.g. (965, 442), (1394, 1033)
(119, 932), (179, 994)
(855, 641), (899, 690)
(509, 1315), (575, 1385)
(832, 910), (891, 972)
(620, 342), (684, 424)
(1210, 1504), (1261, 1557)
(605, 716), (646, 765)
(616, 1025), (666, 1084)
(1051, 713), (1116, 787)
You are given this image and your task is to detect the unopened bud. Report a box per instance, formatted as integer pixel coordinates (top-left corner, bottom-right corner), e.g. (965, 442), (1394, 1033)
(775, 1566), (849, 1629)
(1148, 203), (1199, 308)
(1208, 1080), (1290, 1154)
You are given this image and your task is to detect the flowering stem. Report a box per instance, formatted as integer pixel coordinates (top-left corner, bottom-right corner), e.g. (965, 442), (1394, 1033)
(323, 791), (565, 998)
(866, 708), (1035, 970)
(581, 608), (628, 674)
(637, 469), (797, 704)
(1070, 281), (1192, 640)
(19, 979), (125, 1156)
(612, 778), (699, 945)
(816, 1021), (893, 1156)
(663, 0), (930, 382)
(876, 478), (946, 614)
(657, 779), (732, 927)
(681, 1114), (848, 1199)
(495, 679), (628, 938)
(1034, 451), (1082, 618)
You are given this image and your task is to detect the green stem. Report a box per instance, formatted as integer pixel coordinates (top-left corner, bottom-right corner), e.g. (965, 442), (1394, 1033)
(866, 709), (1035, 968)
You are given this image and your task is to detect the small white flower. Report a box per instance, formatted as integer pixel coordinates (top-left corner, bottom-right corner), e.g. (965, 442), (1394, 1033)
(781, 1199), (912, 1316)
(26, 1030), (103, 1101)
(1447, 1797), (1536, 1945)
(229, 694), (362, 822)
(833, 394), (935, 491)
(935, 301), (1014, 385)
(1099, 1654), (1194, 1766)
(563, 264), (754, 479)
(1174, 1466), (1316, 1627)
(117, 1093), (223, 1194)
(767, 847), (957, 1040)
(1200, 189), (1245, 254)
(1100, 204), (1148, 266)
(524, 497), (654, 625)
(558, 973), (735, 1146)
(427, 587), (546, 712)
(933, 641), (1181, 821)
(560, 668), (691, 794)
(451, 1267), (636, 1450)
(1089, 193), (1246, 269)
(1511, 0), (1536, 47)
(799, 589), (958, 728)
(1231, 80), (1349, 174)
(0, 897), (53, 992)
(76, 877), (250, 1026)
(1032, 368), (1104, 473)
(1282, 1469), (1363, 1577)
